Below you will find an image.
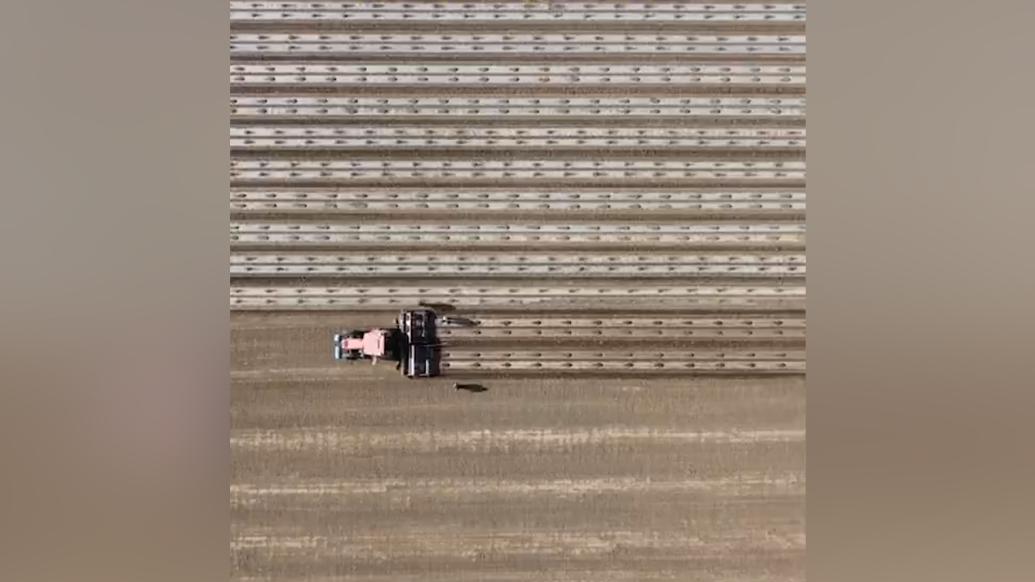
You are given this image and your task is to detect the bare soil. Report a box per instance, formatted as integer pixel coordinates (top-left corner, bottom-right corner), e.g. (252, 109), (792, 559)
(231, 312), (805, 581)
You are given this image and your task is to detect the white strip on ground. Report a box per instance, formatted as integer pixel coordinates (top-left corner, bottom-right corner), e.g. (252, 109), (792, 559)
(231, 63), (805, 86)
(231, 96), (806, 118)
(229, 2), (807, 23)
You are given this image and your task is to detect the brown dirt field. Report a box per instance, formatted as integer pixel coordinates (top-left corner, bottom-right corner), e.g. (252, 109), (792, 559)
(231, 312), (805, 581)
(230, 4), (806, 577)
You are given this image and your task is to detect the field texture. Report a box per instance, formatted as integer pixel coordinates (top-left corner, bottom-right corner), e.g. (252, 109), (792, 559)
(230, 2), (806, 579)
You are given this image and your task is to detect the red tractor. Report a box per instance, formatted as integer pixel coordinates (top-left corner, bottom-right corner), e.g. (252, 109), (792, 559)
(334, 328), (395, 364)
(333, 309), (439, 378)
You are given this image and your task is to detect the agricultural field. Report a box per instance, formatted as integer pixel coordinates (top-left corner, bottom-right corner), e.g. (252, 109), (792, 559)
(230, 2), (806, 579)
